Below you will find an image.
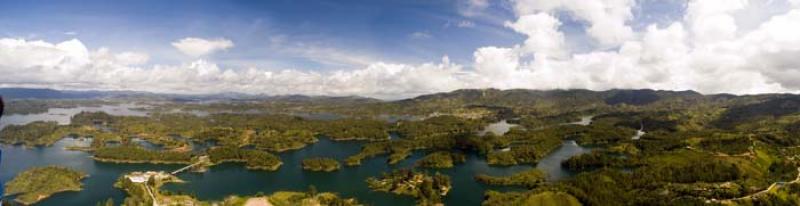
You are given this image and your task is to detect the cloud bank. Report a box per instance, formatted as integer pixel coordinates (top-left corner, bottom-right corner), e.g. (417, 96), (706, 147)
(171, 37), (234, 57)
(1, 0), (800, 99)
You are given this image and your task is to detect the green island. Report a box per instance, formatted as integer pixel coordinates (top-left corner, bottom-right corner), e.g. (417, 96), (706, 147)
(207, 147), (283, 171)
(93, 146), (193, 164)
(474, 169), (547, 188)
(3, 166), (88, 205)
(4, 89), (800, 205)
(302, 157), (341, 172)
(225, 191), (362, 206)
(415, 151), (466, 168)
(113, 170), (360, 206)
(344, 116), (486, 166)
(0, 121), (97, 147)
(366, 169), (451, 205)
(483, 191), (582, 206)
(480, 127), (566, 166)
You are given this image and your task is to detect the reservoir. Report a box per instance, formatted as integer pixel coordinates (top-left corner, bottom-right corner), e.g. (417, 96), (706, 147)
(0, 107), (589, 205)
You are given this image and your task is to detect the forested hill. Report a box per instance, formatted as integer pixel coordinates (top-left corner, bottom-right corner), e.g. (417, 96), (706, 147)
(0, 87), (380, 103)
(402, 88), (704, 106)
(0, 88), (109, 99)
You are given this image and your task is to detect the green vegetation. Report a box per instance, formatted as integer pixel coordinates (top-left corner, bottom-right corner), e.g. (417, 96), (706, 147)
(0, 121), (73, 146)
(4, 166), (88, 205)
(395, 115), (484, 139)
(478, 128), (565, 166)
(95, 198), (114, 206)
(263, 189), (361, 206)
(116, 171), (361, 206)
(114, 171), (203, 205)
(314, 118), (389, 141)
(416, 151), (465, 168)
(562, 150), (639, 171)
(302, 157), (341, 172)
(345, 115), (481, 166)
(483, 191), (582, 206)
(475, 169), (547, 188)
(248, 129), (317, 152)
(93, 146), (192, 164)
(207, 147), (283, 171)
(366, 169), (451, 205)
(11, 88), (800, 205)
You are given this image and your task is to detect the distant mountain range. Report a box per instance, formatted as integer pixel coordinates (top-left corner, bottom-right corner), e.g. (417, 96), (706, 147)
(0, 87), (789, 105)
(0, 87), (382, 103)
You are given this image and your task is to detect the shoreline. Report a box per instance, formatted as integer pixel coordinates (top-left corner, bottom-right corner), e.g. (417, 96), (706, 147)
(12, 188), (83, 205)
(7, 172), (89, 205)
(213, 159), (283, 171)
(92, 157), (192, 165)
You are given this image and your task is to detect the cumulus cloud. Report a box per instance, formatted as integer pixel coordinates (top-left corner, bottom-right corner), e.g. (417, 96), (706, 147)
(0, 38), (469, 98)
(510, 0), (636, 47)
(2, 0), (800, 98)
(504, 13), (566, 58)
(472, 0), (796, 95)
(171, 37), (234, 57)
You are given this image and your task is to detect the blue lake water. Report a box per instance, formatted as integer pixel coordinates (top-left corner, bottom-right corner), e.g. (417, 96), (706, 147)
(0, 107), (589, 205)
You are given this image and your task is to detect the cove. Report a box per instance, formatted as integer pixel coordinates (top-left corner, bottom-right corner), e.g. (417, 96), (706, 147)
(1, 109), (591, 205)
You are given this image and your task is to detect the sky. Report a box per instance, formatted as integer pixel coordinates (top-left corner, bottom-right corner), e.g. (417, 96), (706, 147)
(0, 0), (799, 99)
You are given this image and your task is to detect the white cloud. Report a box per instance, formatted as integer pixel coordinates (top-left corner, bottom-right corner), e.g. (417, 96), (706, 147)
(504, 13), (566, 58)
(2, 0), (800, 98)
(171, 37), (234, 57)
(510, 0), (636, 47)
(792, 0), (800, 7)
(0, 38), (469, 98)
(466, 0), (797, 95)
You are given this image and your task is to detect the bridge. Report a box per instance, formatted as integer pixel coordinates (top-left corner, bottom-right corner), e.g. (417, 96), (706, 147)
(171, 156), (210, 175)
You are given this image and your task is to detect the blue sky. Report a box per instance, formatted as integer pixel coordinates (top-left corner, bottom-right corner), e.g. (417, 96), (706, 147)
(0, 0), (526, 70)
(0, 0), (798, 98)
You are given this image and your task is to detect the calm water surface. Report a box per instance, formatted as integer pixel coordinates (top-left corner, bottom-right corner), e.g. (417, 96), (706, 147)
(0, 109), (589, 205)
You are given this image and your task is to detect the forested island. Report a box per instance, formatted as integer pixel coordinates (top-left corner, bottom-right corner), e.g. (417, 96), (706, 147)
(475, 169), (546, 188)
(3, 88), (800, 205)
(416, 151), (465, 168)
(207, 147), (283, 171)
(367, 169), (452, 205)
(302, 157), (341, 172)
(112, 171), (361, 206)
(4, 166), (88, 205)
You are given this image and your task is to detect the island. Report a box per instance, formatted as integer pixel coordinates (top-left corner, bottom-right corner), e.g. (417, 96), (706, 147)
(416, 151), (466, 168)
(302, 157), (341, 172)
(92, 146), (193, 164)
(483, 190), (582, 206)
(4, 166), (88, 205)
(115, 171), (360, 206)
(475, 169), (547, 188)
(253, 190), (360, 206)
(5, 88), (800, 205)
(366, 169), (451, 205)
(207, 147), (283, 171)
